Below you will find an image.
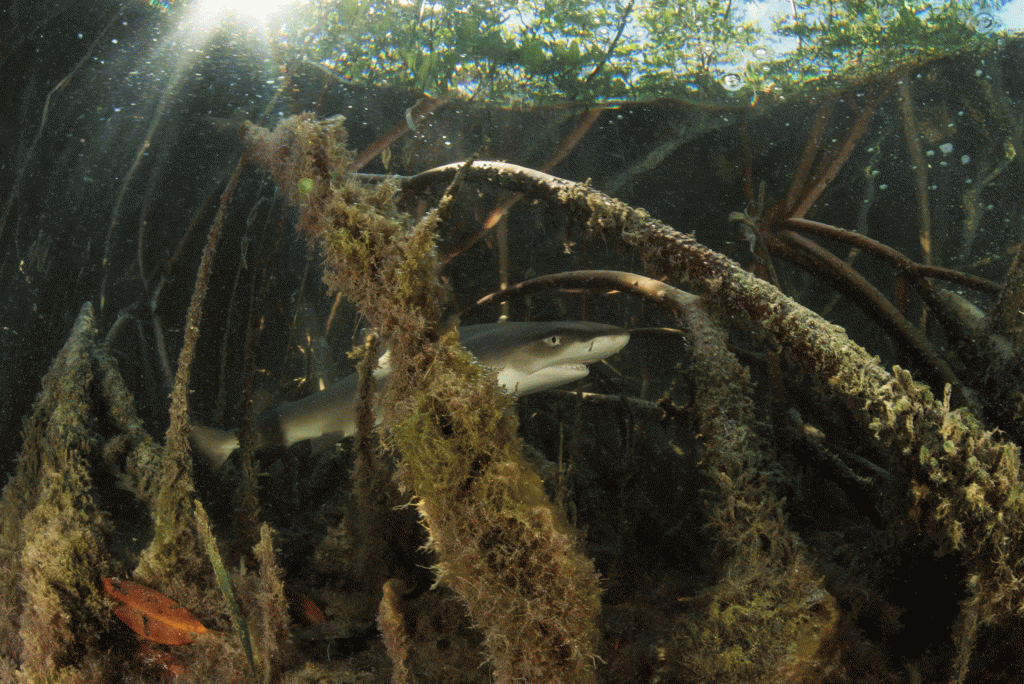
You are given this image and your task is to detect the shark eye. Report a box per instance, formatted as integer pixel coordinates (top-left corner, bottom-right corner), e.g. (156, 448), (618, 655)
(543, 335), (562, 347)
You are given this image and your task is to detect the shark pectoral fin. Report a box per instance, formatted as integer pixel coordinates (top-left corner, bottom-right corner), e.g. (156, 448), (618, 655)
(189, 423), (240, 471)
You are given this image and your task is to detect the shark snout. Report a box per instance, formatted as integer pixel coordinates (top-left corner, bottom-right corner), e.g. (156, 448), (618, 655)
(576, 330), (630, 364)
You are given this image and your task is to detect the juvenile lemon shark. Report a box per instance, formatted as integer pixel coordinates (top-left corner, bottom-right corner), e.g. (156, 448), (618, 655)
(190, 321), (629, 469)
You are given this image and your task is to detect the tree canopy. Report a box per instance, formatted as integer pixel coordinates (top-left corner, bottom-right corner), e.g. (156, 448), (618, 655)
(258, 0), (1012, 105)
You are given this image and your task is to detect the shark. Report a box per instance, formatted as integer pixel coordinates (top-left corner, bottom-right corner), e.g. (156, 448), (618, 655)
(190, 320), (630, 470)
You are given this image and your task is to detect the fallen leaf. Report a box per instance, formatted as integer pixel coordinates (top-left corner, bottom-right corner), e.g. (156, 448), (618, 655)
(102, 578), (207, 646)
(293, 592), (326, 625)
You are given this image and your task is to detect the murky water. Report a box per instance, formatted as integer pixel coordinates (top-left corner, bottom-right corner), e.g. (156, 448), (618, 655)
(2, 2), (1024, 682)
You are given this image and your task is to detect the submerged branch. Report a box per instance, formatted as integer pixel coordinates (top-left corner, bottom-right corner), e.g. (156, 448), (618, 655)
(396, 161), (1024, 646)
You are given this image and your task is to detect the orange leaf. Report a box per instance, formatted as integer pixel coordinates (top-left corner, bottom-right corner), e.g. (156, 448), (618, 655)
(113, 604), (198, 646)
(296, 592), (326, 625)
(102, 578), (207, 645)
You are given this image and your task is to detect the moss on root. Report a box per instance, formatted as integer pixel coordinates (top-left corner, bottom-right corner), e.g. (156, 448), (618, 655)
(392, 333), (601, 684)
(0, 303), (116, 683)
(243, 115), (602, 683)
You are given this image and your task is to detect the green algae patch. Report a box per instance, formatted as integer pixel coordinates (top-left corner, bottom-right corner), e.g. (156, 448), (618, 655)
(242, 115), (602, 683)
(390, 333), (601, 684)
(243, 114), (445, 352)
(0, 303), (117, 683)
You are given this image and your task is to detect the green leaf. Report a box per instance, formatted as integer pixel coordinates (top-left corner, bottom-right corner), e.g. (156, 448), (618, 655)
(520, 39), (547, 71)
(195, 500), (258, 684)
(567, 39), (581, 62)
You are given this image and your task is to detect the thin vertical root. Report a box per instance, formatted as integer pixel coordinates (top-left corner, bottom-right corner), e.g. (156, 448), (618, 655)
(899, 78), (933, 271)
(138, 153), (246, 579)
(0, 8), (121, 251)
(150, 189), (217, 314)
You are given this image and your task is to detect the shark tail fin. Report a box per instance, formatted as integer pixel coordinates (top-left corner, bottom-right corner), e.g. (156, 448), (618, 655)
(189, 424), (240, 470)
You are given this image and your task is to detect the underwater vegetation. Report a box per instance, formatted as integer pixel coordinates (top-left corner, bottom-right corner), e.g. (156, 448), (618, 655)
(2, 98), (1024, 681)
(7, 6), (1024, 681)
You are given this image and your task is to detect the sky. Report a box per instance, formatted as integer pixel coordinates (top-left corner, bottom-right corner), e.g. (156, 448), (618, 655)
(995, 0), (1024, 28)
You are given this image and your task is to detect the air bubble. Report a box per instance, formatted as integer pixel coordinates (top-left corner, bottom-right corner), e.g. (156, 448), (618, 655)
(879, 6), (897, 23)
(721, 73), (744, 91)
(752, 45), (773, 60)
(971, 12), (996, 32)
